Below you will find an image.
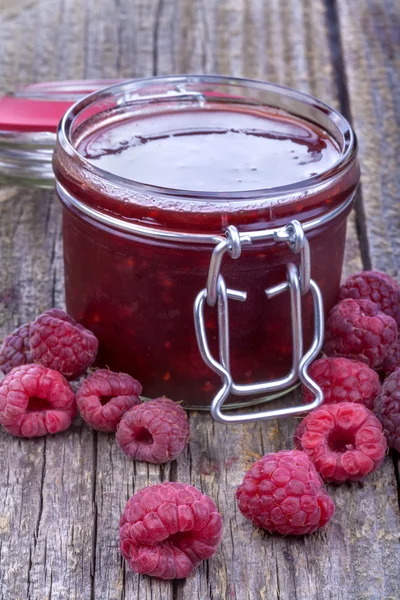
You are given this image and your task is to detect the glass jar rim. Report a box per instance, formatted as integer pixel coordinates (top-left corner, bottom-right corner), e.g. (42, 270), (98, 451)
(56, 74), (358, 202)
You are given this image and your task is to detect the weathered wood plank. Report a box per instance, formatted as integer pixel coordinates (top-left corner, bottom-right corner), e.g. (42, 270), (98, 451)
(0, 434), (45, 599)
(93, 435), (174, 600)
(26, 424), (95, 600)
(0, 1), (399, 600)
(336, 5), (400, 598)
(336, 0), (400, 277)
(0, 189), (95, 600)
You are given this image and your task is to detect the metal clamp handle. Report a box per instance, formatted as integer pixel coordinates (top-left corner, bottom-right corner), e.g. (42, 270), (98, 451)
(194, 220), (325, 423)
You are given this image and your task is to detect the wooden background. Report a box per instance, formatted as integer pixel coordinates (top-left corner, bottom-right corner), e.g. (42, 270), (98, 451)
(0, 1), (399, 599)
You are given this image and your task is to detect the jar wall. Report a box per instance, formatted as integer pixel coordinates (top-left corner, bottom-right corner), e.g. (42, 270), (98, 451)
(62, 202), (350, 407)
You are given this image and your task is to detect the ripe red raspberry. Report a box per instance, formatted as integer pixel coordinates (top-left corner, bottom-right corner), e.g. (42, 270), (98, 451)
(0, 323), (33, 375)
(303, 357), (380, 410)
(117, 398), (190, 464)
(380, 337), (400, 374)
(30, 309), (98, 380)
(374, 368), (400, 452)
(339, 270), (400, 326)
(236, 450), (334, 536)
(0, 364), (76, 437)
(76, 369), (142, 432)
(294, 402), (387, 482)
(120, 482), (223, 579)
(323, 298), (397, 368)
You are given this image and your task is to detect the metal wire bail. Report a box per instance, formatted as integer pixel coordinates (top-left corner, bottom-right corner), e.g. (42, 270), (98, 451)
(193, 220), (325, 424)
(206, 226), (251, 307)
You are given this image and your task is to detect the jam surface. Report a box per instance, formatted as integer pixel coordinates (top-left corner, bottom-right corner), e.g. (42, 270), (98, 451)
(79, 108), (340, 192)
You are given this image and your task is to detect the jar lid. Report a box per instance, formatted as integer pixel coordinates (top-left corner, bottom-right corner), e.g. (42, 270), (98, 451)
(0, 80), (122, 187)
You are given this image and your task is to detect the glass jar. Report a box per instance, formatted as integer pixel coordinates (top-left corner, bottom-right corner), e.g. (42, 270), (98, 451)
(0, 80), (122, 187)
(53, 75), (359, 411)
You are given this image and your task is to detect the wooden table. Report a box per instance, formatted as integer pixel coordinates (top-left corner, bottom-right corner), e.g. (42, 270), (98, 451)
(1, 1), (399, 599)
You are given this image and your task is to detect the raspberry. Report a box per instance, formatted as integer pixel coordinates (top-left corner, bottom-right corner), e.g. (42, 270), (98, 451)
(30, 309), (98, 380)
(339, 270), (400, 326)
(374, 368), (400, 452)
(294, 402), (387, 482)
(236, 450), (334, 536)
(120, 482), (223, 579)
(76, 369), (142, 432)
(323, 299), (397, 368)
(0, 323), (33, 375)
(0, 364), (76, 437)
(117, 398), (190, 464)
(303, 357), (380, 410)
(380, 337), (400, 374)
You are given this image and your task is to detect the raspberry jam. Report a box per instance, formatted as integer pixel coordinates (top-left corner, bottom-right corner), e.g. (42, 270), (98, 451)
(53, 76), (359, 408)
(78, 108), (340, 190)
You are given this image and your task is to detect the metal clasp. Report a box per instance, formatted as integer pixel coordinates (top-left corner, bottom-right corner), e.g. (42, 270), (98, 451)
(193, 220), (325, 424)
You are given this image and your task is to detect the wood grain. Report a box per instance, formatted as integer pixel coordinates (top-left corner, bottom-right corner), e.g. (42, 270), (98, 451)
(175, 410), (400, 600)
(336, 0), (400, 277)
(0, 1), (399, 599)
(0, 190), (95, 600)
